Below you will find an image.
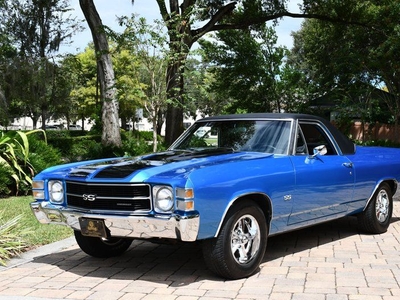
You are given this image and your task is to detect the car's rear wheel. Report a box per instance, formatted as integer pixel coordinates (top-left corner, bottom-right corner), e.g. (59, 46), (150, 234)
(358, 183), (393, 234)
(202, 200), (268, 279)
(74, 231), (133, 258)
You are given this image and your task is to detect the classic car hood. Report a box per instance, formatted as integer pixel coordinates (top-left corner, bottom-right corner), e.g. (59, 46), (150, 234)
(65, 149), (272, 181)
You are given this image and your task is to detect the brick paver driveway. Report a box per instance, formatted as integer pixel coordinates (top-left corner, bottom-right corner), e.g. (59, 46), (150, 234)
(1, 198), (400, 300)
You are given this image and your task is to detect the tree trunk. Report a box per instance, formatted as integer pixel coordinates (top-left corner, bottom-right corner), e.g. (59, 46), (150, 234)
(81, 116), (85, 131)
(157, 0), (237, 146)
(152, 115), (158, 152)
(40, 106), (47, 130)
(164, 60), (185, 145)
(79, 0), (121, 147)
(156, 109), (163, 135)
(31, 116), (39, 129)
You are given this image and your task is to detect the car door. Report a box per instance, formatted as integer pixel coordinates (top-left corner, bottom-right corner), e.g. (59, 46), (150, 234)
(288, 121), (355, 225)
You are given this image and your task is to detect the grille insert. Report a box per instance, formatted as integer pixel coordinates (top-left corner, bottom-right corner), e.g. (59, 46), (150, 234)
(66, 181), (151, 212)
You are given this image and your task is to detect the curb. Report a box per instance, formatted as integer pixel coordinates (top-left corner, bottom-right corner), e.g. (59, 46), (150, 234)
(0, 236), (76, 271)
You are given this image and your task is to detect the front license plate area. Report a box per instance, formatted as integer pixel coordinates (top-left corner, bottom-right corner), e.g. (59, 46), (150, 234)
(79, 218), (107, 238)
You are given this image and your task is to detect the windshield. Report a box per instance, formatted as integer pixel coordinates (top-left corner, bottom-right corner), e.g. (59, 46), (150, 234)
(170, 120), (291, 155)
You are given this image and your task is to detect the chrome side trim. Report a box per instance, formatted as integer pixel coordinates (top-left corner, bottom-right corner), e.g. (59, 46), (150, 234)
(30, 202), (199, 242)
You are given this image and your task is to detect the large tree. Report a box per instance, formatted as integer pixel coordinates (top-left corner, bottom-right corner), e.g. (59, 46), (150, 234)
(62, 49), (98, 129)
(289, 0), (400, 130)
(79, 0), (121, 147)
(116, 16), (168, 151)
(200, 24), (289, 114)
(79, 0), (371, 146)
(153, 0), (371, 145)
(1, 0), (81, 128)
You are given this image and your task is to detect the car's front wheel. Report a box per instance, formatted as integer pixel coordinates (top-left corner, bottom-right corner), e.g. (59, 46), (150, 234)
(358, 183), (393, 234)
(202, 201), (268, 279)
(74, 231), (133, 258)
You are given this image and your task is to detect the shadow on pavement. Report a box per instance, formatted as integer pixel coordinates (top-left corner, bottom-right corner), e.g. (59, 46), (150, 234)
(24, 213), (398, 284)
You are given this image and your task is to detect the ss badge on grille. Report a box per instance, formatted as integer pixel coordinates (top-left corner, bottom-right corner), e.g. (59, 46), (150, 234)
(82, 194), (97, 201)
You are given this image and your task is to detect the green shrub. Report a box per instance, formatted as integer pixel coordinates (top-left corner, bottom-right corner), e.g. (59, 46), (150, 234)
(126, 130), (164, 143)
(60, 131), (165, 162)
(66, 138), (105, 162)
(355, 139), (400, 148)
(45, 130), (72, 139)
(121, 131), (166, 156)
(0, 129), (164, 197)
(26, 129), (165, 166)
(0, 163), (13, 196)
(47, 133), (101, 158)
(0, 130), (65, 196)
(28, 137), (63, 173)
(135, 130), (153, 141)
(122, 137), (153, 156)
(0, 130), (43, 195)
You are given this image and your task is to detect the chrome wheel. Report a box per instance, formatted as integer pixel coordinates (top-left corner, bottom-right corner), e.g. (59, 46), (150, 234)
(202, 201), (268, 279)
(231, 214), (261, 264)
(376, 189), (390, 223)
(358, 183), (393, 234)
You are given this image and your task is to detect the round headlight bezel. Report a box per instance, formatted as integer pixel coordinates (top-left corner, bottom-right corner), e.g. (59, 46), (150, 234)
(48, 180), (64, 204)
(153, 186), (174, 213)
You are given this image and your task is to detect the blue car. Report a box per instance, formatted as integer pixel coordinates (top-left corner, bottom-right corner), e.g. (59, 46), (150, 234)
(31, 113), (400, 279)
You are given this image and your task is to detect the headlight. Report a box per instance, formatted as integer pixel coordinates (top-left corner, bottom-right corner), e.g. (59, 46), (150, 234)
(153, 186), (174, 213)
(48, 180), (64, 204)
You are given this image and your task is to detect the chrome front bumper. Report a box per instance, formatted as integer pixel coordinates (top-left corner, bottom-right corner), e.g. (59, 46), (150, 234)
(30, 201), (199, 242)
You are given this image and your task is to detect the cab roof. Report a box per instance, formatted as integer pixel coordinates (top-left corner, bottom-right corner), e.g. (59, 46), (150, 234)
(197, 113), (356, 155)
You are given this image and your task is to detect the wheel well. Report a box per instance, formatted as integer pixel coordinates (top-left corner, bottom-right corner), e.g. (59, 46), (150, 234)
(228, 193), (272, 228)
(364, 179), (397, 209)
(384, 179), (397, 196)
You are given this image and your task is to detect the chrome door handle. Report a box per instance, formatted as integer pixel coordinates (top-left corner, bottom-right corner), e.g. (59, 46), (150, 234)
(342, 162), (353, 168)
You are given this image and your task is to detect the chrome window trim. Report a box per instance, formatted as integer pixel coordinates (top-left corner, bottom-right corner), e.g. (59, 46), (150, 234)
(292, 121), (308, 156)
(171, 117), (295, 156)
(297, 119), (343, 156)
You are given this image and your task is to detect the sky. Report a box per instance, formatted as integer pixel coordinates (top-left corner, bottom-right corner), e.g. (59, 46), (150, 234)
(62, 0), (303, 53)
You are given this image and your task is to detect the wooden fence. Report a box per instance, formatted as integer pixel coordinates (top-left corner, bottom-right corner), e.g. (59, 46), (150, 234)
(349, 122), (400, 143)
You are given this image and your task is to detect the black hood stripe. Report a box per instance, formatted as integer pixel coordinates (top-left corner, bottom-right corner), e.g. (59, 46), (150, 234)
(94, 161), (157, 178)
(69, 148), (236, 179)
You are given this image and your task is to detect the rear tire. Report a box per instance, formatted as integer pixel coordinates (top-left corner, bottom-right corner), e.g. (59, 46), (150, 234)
(358, 183), (393, 234)
(202, 200), (268, 279)
(74, 231), (132, 258)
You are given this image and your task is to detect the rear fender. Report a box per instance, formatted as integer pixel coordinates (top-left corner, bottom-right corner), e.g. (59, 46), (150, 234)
(363, 179), (397, 211)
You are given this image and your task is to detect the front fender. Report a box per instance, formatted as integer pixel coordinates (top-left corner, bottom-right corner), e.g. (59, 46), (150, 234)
(188, 156), (294, 239)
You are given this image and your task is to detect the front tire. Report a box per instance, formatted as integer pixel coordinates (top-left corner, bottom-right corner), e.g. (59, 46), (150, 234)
(202, 201), (268, 279)
(74, 231), (133, 258)
(358, 183), (393, 234)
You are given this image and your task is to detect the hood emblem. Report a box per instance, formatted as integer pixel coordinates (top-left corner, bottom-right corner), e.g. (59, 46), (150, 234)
(82, 194), (97, 201)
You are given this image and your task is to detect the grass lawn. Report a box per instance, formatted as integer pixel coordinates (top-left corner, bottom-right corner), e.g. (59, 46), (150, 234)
(0, 196), (73, 257)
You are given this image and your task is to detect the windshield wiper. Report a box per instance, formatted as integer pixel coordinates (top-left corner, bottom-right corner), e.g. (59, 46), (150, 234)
(165, 147), (235, 162)
(171, 148), (197, 153)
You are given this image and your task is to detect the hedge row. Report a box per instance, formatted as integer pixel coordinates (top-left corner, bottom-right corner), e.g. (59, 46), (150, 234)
(0, 130), (163, 197)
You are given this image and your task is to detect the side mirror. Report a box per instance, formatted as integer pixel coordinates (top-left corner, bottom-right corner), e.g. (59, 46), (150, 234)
(311, 145), (327, 157)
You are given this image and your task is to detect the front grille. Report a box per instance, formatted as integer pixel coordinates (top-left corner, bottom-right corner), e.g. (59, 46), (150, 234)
(66, 181), (151, 212)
